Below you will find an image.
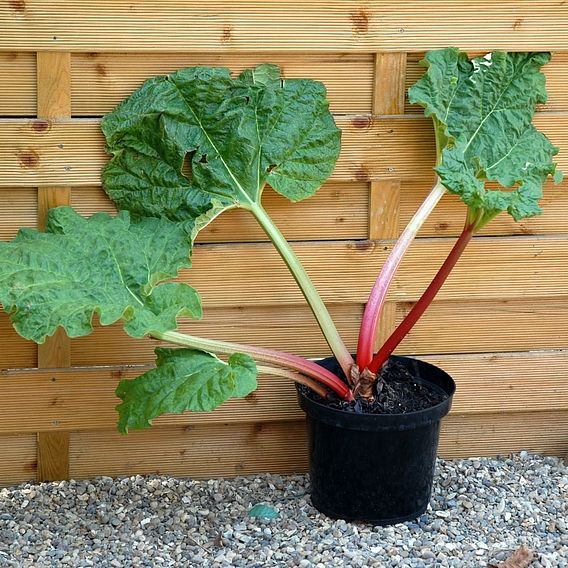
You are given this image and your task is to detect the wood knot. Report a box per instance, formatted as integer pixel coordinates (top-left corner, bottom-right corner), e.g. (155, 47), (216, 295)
(221, 24), (233, 43)
(110, 369), (124, 379)
(244, 392), (257, 404)
(351, 115), (371, 129)
(354, 167), (370, 182)
(32, 120), (51, 133)
(9, 0), (26, 13)
(350, 240), (374, 251)
(17, 149), (40, 169)
(513, 17), (523, 29)
(351, 9), (370, 33)
(95, 63), (107, 77)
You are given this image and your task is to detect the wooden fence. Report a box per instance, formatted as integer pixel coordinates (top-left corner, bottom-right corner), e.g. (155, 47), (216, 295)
(0, 1), (567, 485)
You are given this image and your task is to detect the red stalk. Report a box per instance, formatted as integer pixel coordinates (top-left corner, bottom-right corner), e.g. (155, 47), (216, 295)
(367, 223), (475, 374)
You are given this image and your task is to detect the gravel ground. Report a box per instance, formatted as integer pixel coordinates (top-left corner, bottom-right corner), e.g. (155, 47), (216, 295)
(0, 452), (566, 567)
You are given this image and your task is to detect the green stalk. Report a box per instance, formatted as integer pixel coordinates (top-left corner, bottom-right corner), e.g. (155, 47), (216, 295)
(248, 203), (354, 379)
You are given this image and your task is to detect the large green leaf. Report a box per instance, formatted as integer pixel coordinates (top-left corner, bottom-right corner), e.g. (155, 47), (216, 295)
(409, 48), (562, 224)
(0, 207), (200, 343)
(101, 64), (340, 234)
(115, 348), (257, 433)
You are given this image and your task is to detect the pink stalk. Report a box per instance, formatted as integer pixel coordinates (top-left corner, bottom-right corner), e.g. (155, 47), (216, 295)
(154, 330), (354, 401)
(357, 180), (447, 370)
(257, 365), (330, 398)
(368, 222), (474, 374)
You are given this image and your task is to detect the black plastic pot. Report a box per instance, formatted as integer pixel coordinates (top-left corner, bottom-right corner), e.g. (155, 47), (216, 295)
(297, 355), (456, 525)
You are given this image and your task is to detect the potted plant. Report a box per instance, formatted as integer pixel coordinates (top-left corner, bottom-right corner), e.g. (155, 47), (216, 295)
(0, 48), (560, 524)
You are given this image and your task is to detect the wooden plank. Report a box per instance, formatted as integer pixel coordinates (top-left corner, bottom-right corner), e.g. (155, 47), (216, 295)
(4, 49), (568, 117)
(71, 183), (369, 243)
(406, 51), (568, 114)
(369, 53), (406, 347)
(0, 232), (566, 309)
(0, 434), (37, 487)
(67, 409), (568, 480)
(2, 2), (568, 52)
(439, 411), (568, 460)
(2, 350), (568, 433)
(36, 52), (71, 120)
(398, 298), (568, 355)
(0, 187), (37, 239)
(2, 113), (566, 186)
(0, 52), (36, 116)
(36, 432), (69, 481)
(0, 313), (37, 368)
(372, 53), (406, 117)
(70, 422), (309, 479)
(71, 52), (373, 115)
(400, 179), (568, 238)
(73, 297), (568, 367)
(183, 236), (568, 308)
(4, 50), (568, 117)
(71, 303), (362, 366)
(36, 51), (71, 482)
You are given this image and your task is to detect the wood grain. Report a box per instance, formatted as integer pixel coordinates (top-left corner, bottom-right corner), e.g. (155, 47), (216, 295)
(71, 183), (369, 243)
(70, 52), (373, 115)
(2, 113), (565, 186)
(179, 236), (568, 308)
(0, 188), (37, 240)
(3, 49), (568, 116)
(1, 5), (567, 478)
(70, 422), (309, 479)
(0, 434), (37, 487)
(0, 294), (563, 372)
(0, 52), (35, 116)
(369, 53), (407, 348)
(1, 350), (568, 434)
(36, 51), (71, 481)
(36, 432), (69, 481)
(70, 303), (362, 366)
(66, 409), (568, 480)
(1, 2), (567, 52)
(400, 179), (568, 238)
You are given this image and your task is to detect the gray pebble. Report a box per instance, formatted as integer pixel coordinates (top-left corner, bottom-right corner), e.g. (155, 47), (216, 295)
(0, 453), (565, 566)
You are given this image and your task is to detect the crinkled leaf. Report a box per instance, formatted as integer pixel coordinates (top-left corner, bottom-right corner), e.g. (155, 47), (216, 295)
(115, 348), (257, 433)
(409, 48), (562, 223)
(101, 64), (340, 235)
(0, 207), (200, 343)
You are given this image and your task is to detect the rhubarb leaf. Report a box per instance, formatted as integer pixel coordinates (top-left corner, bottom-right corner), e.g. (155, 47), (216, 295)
(101, 64), (340, 235)
(409, 48), (562, 225)
(0, 207), (200, 343)
(115, 347), (257, 433)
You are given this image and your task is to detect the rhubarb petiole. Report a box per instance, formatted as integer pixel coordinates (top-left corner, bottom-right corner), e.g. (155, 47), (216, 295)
(356, 180), (447, 370)
(368, 220), (475, 374)
(257, 365), (330, 399)
(250, 203), (355, 381)
(153, 330), (354, 401)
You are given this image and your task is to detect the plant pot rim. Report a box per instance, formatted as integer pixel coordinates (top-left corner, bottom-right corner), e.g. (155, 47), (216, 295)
(297, 355), (456, 432)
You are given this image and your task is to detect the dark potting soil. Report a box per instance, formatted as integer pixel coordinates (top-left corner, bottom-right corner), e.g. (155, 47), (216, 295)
(302, 359), (448, 415)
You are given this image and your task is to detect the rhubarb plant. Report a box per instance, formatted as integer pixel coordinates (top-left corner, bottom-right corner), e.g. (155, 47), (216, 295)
(356, 48), (562, 397)
(0, 51), (561, 432)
